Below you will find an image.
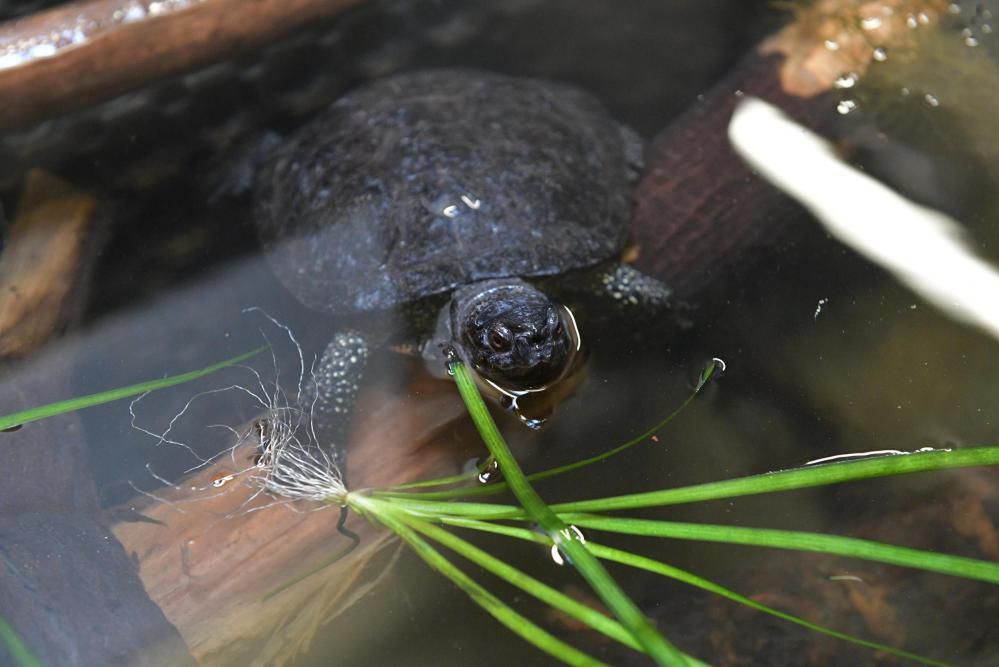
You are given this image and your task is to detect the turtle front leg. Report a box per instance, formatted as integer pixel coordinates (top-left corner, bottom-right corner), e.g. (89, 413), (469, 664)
(309, 332), (369, 470)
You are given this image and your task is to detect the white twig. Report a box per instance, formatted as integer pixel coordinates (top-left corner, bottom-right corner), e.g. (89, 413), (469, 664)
(729, 97), (999, 343)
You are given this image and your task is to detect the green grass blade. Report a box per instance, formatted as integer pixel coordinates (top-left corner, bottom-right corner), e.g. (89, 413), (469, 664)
(0, 616), (42, 667)
(439, 517), (948, 666)
(351, 496), (607, 667)
(547, 447), (999, 514)
(589, 542), (949, 667)
(386, 360), (720, 499)
(376, 495), (519, 518)
(397, 505), (644, 652)
(450, 361), (688, 667)
(379, 446), (999, 523)
(0, 346), (268, 431)
(524, 359), (718, 482)
(390, 469), (478, 490)
(563, 515), (999, 584)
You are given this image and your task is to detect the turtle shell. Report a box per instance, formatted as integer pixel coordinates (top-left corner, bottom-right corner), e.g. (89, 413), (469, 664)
(254, 68), (640, 315)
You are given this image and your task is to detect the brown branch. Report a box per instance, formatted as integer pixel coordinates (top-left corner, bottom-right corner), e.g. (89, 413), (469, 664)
(0, 0), (363, 129)
(111, 362), (477, 664)
(631, 0), (951, 297)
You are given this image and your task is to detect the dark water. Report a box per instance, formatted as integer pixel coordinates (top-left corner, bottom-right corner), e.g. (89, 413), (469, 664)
(2, 1), (998, 666)
(0, 0), (58, 21)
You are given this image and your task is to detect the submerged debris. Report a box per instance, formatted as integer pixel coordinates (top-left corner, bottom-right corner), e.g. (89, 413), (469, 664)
(250, 409), (347, 505)
(128, 309), (349, 516)
(730, 97), (999, 343)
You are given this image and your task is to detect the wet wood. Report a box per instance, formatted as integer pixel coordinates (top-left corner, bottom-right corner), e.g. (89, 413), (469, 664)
(631, 0), (952, 298)
(0, 0), (363, 129)
(0, 169), (97, 357)
(760, 0), (950, 97)
(111, 362), (478, 664)
(630, 51), (829, 297)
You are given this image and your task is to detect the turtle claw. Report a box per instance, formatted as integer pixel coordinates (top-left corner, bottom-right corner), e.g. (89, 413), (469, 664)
(310, 332), (369, 466)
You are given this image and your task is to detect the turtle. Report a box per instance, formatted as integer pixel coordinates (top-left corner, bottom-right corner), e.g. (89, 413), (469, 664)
(253, 68), (673, 458)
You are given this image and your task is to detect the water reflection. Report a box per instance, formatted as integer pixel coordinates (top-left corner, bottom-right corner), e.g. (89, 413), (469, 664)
(805, 446), (953, 466)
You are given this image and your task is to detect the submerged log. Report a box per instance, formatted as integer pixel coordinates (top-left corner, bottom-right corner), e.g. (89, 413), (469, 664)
(0, 0), (363, 128)
(630, 0), (952, 297)
(111, 359), (478, 664)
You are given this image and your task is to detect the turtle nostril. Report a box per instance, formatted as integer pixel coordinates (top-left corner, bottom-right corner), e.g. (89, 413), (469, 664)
(514, 337), (532, 362)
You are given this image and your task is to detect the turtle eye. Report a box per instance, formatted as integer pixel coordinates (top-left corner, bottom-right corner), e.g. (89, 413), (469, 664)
(487, 325), (511, 352)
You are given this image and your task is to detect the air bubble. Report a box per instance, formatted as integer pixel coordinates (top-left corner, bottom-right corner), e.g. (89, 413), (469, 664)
(117, 2), (146, 23)
(477, 459), (501, 484)
(837, 99), (858, 115)
(694, 358), (725, 389)
(520, 416), (545, 430)
(549, 525), (586, 566)
(834, 74), (858, 89)
(27, 43), (57, 59)
(814, 298), (829, 320)
(211, 472), (236, 488)
(442, 345), (459, 377)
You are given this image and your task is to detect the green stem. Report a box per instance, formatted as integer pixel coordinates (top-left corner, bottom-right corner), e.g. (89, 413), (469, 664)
(0, 617), (42, 667)
(450, 360), (688, 666)
(386, 361), (719, 498)
(375, 498), (643, 652)
(438, 517), (948, 666)
(390, 469), (478, 490)
(588, 542), (948, 667)
(379, 447), (999, 521)
(351, 495), (606, 666)
(549, 447), (999, 514)
(0, 345), (268, 431)
(562, 515), (999, 584)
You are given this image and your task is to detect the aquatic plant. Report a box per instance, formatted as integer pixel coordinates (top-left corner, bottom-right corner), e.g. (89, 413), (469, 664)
(335, 361), (999, 666)
(3, 349), (999, 666)
(0, 615), (41, 667)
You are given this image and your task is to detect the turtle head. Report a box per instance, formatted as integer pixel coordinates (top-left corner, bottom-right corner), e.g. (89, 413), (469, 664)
(451, 280), (575, 391)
